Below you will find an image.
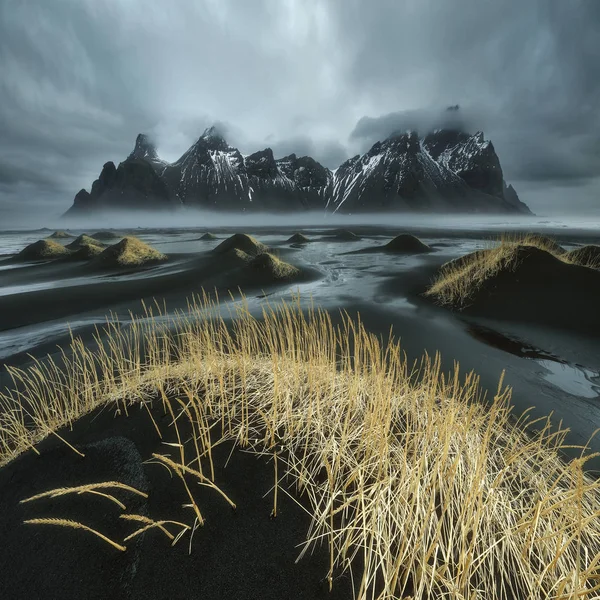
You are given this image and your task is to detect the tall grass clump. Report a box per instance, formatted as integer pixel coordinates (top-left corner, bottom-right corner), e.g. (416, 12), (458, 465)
(1, 293), (600, 598)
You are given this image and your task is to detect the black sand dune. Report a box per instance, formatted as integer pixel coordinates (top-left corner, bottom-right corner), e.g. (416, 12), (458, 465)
(287, 232), (310, 244)
(91, 238), (167, 269)
(47, 230), (73, 239)
(16, 239), (72, 261)
(198, 232), (218, 240)
(0, 405), (353, 600)
(90, 231), (123, 241)
(342, 234), (433, 255)
(66, 234), (105, 251)
(213, 233), (269, 256)
(565, 244), (600, 268)
(429, 245), (600, 336)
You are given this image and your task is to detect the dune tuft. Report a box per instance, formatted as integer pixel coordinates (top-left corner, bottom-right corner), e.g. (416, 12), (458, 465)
(247, 252), (299, 280)
(213, 233), (269, 256)
(47, 230), (73, 239)
(17, 239), (71, 261)
(90, 231), (121, 241)
(384, 234), (431, 253)
(287, 233), (310, 244)
(426, 234), (600, 332)
(92, 237), (166, 268)
(66, 234), (104, 250)
(564, 244), (600, 269)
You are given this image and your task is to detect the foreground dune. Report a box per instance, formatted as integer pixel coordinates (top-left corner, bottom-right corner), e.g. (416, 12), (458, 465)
(1, 296), (599, 599)
(426, 235), (600, 334)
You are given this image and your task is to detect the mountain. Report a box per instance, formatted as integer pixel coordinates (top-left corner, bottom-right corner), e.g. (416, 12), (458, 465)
(327, 130), (530, 213)
(64, 124), (530, 217)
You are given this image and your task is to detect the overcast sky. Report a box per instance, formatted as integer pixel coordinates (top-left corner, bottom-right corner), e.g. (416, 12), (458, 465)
(1, 0), (599, 220)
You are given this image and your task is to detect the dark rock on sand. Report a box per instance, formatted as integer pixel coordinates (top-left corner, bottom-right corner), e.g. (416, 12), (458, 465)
(213, 233), (269, 256)
(16, 239), (71, 261)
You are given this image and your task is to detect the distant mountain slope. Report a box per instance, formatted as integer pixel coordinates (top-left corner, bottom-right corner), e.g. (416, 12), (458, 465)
(64, 125), (530, 217)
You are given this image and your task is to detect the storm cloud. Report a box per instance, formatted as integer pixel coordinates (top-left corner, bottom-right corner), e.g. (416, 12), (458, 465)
(1, 0), (599, 221)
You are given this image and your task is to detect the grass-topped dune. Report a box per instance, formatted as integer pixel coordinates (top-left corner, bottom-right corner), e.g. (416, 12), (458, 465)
(287, 232), (310, 244)
(90, 231), (122, 241)
(66, 234), (105, 251)
(16, 239), (72, 261)
(91, 237), (167, 268)
(198, 232), (218, 241)
(426, 234), (600, 333)
(47, 230), (73, 239)
(565, 244), (600, 269)
(213, 233), (269, 256)
(1, 296), (600, 598)
(343, 233), (433, 256)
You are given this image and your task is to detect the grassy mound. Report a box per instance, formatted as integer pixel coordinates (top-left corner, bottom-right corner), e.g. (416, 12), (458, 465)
(247, 252), (299, 280)
(223, 248), (252, 265)
(47, 230), (73, 239)
(384, 234), (431, 253)
(565, 244), (600, 269)
(426, 235), (600, 332)
(199, 232), (218, 241)
(92, 237), (166, 268)
(66, 234), (103, 250)
(90, 231), (120, 241)
(68, 243), (105, 261)
(287, 233), (310, 244)
(1, 296), (599, 599)
(213, 233), (268, 256)
(17, 239), (71, 261)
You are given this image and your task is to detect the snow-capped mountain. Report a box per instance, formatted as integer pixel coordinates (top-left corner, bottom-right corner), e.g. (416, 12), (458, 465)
(64, 124), (530, 217)
(328, 130), (530, 213)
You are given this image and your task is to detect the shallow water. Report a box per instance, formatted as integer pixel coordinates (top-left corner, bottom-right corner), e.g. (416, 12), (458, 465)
(1, 222), (600, 457)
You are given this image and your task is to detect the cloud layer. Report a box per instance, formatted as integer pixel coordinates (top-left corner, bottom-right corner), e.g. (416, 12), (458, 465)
(1, 0), (598, 219)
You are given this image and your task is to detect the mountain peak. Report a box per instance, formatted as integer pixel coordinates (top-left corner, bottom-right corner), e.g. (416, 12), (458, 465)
(130, 133), (159, 161)
(195, 125), (229, 151)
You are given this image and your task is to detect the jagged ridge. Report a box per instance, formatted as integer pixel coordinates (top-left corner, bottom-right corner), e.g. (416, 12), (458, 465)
(65, 124), (530, 217)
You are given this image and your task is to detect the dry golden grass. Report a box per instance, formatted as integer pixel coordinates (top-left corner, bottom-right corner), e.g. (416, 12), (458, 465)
(21, 481), (148, 510)
(2, 293), (600, 598)
(426, 233), (599, 308)
(24, 518), (126, 551)
(564, 245), (600, 270)
(93, 237), (167, 268)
